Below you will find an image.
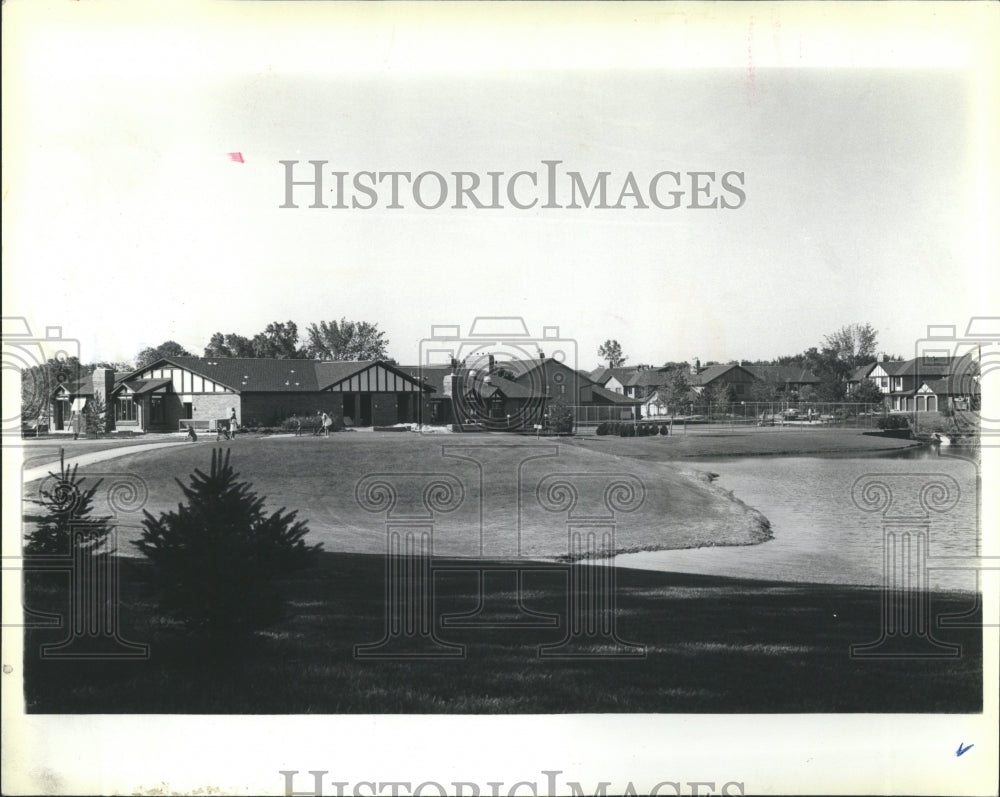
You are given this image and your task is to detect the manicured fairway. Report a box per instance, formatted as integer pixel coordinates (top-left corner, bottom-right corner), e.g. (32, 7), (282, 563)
(29, 433), (771, 559)
(20, 432), (983, 715)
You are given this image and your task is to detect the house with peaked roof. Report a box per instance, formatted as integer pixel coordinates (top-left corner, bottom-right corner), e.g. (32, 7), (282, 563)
(846, 356), (980, 412)
(589, 364), (670, 400)
(744, 365), (820, 398)
(885, 355), (979, 412)
(588, 366), (633, 396)
(687, 363), (758, 401)
(110, 357), (434, 432)
(47, 367), (121, 432)
(405, 355), (641, 430)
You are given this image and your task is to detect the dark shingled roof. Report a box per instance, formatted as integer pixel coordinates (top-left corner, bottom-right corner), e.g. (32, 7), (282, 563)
(891, 357), (962, 378)
(399, 365), (453, 394)
(161, 356), (322, 392)
(745, 365), (820, 385)
(627, 368), (670, 388)
(120, 378), (173, 396)
(589, 384), (643, 404)
(54, 369), (130, 398)
(919, 377), (980, 396)
(478, 374), (539, 399)
(688, 364), (747, 387)
(125, 357), (432, 394)
(589, 366), (638, 386)
(315, 360), (377, 390)
(849, 363), (879, 382)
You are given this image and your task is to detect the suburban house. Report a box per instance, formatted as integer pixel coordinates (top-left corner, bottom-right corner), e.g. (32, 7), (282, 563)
(687, 361), (758, 401)
(407, 355), (641, 430)
(847, 355), (980, 412)
(46, 367), (120, 432)
(108, 357), (434, 432)
(744, 365), (821, 398)
(589, 364), (671, 401)
(588, 366), (635, 396)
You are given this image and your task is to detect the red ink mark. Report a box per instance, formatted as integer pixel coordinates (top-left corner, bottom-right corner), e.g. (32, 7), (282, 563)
(227, 152), (245, 164)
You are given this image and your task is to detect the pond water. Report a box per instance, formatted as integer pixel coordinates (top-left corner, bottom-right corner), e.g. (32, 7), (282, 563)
(616, 446), (982, 591)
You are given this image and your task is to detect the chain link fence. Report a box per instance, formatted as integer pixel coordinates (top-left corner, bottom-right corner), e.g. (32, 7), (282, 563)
(571, 402), (887, 432)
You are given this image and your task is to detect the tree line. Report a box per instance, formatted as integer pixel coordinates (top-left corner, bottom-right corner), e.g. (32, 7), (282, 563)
(599, 322), (893, 409)
(136, 318), (389, 369)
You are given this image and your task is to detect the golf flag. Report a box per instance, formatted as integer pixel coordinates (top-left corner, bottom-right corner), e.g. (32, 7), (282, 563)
(227, 152), (245, 163)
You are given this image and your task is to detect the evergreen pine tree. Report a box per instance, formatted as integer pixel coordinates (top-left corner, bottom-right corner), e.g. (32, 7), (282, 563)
(24, 450), (114, 557)
(83, 396), (107, 435)
(135, 448), (322, 635)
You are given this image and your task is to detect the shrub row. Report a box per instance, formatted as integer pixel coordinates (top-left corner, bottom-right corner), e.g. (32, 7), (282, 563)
(595, 421), (670, 437)
(876, 415), (911, 430)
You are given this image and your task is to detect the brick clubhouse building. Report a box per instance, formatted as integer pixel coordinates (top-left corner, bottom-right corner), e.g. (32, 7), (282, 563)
(108, 357), (434, 432)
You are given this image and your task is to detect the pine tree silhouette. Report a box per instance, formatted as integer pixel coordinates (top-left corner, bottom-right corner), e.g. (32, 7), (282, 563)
(135, 448), (322, 635)
(24, 449), (113, 557)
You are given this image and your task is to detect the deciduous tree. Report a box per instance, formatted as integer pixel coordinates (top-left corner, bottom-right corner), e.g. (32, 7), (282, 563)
(135, 341), (192, 369)
(251, 321), (304, 359)
(305, 319), (389, 361)
(598, 339), (628, 368)
(823, 323), (879, 370)
(204, 332), (254, 358)
(852, 378), (885, 406)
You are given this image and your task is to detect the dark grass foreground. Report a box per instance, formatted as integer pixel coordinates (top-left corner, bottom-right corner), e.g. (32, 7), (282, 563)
(23, 552), (982, 713)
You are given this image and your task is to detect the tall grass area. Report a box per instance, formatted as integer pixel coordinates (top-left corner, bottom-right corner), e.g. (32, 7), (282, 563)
(23, 552), (981, 713)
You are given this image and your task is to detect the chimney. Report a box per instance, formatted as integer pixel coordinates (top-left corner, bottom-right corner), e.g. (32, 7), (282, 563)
(488, 353), (495, 373)
(690, 358), (700, 375)
(92, 367), (115, 403)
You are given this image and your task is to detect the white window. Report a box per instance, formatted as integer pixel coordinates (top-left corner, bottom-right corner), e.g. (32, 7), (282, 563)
(117, 396), (137, 421)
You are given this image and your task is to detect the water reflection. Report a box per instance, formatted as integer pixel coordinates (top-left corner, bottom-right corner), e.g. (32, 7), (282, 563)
(617, 446), (980, 592)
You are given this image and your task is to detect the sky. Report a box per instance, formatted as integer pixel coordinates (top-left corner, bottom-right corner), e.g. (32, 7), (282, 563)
(4, 4), (996, 373)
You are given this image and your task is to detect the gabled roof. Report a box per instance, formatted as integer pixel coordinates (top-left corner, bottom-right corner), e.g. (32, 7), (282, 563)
(588, 366), (636, 386)
(849, 362), (879, 382)
(482, 374), (538, 399)
(314, 360), (378, 390)
(136, 356), (321, 392)
(52, 369), (129, 398)
(123, 357), (433, 393)
(919, 377), (980, 396)
(892, 356), (962, 378)
(514, 357), (600, 389)
(627, 368), (670, 388)
(461, 373), (543, 399)
(745, 365), (820, 385)
(115, 378), (173, 396)
(589, 384), (643, 404)
(688, 363), (756, 386)
(399, 365), (453, 394)
(54, 375), (94, 398)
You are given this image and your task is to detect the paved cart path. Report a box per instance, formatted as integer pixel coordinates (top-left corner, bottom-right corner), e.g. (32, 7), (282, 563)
(21, 441), (198, 484)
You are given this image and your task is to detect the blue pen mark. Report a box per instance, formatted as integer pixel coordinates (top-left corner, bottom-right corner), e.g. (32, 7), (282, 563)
(956, 742), (974, 757)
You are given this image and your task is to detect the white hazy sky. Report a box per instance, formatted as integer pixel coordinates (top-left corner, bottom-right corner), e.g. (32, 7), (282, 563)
(3, 6), (1000, 797)
(4, 3), (997, 372)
